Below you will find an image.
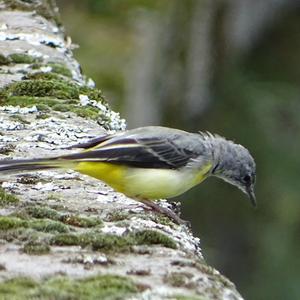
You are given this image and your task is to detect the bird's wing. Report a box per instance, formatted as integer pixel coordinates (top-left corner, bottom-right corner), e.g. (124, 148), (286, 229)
(61, 132), (201, 169)
(0, 127), (205, 170)
(65, 133), (115, 149)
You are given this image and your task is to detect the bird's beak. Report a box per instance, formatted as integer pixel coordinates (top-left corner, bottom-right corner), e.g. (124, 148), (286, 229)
(246, 185), (256, 207)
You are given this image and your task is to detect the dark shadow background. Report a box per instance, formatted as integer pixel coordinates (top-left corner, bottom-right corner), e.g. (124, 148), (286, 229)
(58, 1), (300, 299)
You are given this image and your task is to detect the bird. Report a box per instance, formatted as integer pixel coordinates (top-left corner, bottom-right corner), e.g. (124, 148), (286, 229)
(0, 126), (256, 225)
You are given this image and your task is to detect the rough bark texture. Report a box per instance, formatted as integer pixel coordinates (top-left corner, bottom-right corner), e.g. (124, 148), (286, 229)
(0, 1), (243, 299)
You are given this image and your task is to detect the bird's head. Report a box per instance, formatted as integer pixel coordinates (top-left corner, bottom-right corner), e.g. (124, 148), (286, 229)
(213, 141), (256, 206)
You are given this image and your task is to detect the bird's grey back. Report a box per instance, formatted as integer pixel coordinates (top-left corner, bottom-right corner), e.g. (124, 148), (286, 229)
(125, 126), (214, 159)
(69, 126), (255, 177)
(103, 126), (257, 201)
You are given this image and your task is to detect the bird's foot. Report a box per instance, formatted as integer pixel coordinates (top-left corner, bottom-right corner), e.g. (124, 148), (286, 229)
(139, 199), (190, 227)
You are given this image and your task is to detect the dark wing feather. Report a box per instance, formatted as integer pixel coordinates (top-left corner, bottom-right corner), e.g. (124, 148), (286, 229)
(61, 135), (199, 169)
(65, 133), (114, 149)
(0, 127), (203, 170)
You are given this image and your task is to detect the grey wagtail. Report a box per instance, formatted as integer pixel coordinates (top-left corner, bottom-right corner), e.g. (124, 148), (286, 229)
(0, 126), (256, 224)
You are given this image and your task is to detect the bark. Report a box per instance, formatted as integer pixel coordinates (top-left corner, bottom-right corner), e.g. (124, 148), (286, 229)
(0, 1), (243, 299)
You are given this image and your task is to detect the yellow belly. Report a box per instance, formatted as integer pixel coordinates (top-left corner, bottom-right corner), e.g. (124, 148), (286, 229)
(75, 161), (212, 200)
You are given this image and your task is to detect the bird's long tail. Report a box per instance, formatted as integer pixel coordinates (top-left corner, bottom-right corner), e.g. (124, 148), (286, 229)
(0, 156), (77, 174)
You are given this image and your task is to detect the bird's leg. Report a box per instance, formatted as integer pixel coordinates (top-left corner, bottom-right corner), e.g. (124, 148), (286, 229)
(139, 198), (189, 226)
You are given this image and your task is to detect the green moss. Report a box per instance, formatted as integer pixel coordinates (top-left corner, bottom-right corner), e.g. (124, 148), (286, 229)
(91, 234), (133, 252)
(50, 233), (129, 252)
(3, 95), (103, 121)
(0, 76), (112, 125)
(0, 277), (37, 298)
(51, 230), (176, 252)
(8, 54), (39, 64)
(0, 227), (28, 242)
(4, 96), (52, 112)
(29, 219), (69, 233)
(0, 188), (19, 207)
(48, 63), (73, 78)
(20, 206), (102, 227)
(7, 80), (79, 99)
(0, 275), (137, 299)
(0, 213), (68, 234)
(38, 275), (137, 300)
(0, 215), (176, 256)
(22, 241), (50, 255)
(153, 214), (174, 226)
(0, 53), (11, 65)
(134, 230), (177, 249)
(72, 106), (99, 120)
(50, 232), (132, 252)
(2, 78), (106, 103)
(31, 63), (43, 70)
(79, 86), (104, 102)
(60, 214), (103, 228)
(0, 216), (26, 230)
(51, 103), (70, 112)
(29, 63), (72, 78)
(24, 206), (61, 221)
(26, 72), (64, 81)
(4, 96), (56, 108)
(50, 233), (83, 246)
(36, 104), (51, 112)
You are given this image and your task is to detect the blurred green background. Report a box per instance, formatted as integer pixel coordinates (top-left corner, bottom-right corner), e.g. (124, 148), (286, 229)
(58, 1), (300, 299)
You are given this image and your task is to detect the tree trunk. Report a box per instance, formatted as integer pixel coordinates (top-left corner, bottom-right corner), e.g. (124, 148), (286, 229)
(0, 1), (243, 299)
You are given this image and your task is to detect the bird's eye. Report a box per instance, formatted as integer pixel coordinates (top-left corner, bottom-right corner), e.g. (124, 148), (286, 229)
(243, 175), (251, 183)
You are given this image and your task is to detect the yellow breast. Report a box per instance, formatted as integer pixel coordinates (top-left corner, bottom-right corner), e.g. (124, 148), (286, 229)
(75, 161), (212, 200)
